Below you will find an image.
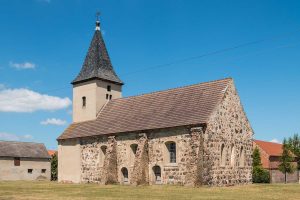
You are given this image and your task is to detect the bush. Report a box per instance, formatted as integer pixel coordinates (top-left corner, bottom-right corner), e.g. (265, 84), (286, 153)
(252, 166), (270, 183)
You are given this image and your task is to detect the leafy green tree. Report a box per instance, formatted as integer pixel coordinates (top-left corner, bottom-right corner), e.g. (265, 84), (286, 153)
(278, 138), (295, 184)
(287, 133), (300, 170)
(252, 147), (270, 183)
(51, 153), (58, 181)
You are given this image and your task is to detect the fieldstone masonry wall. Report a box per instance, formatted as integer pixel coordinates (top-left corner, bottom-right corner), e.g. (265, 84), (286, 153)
(131, 133), (149, 185)
(79, 80), (253, 186)
(184, 127), (204, 186)
(205, 81), (253, 186)
(102, 136), (118, 184)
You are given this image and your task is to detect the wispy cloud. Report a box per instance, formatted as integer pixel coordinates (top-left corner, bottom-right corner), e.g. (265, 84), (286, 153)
(9, 61), (36, 70)
(0, 132), (33, 141)
(41, 118), (67, 126)
(0, 88), (71, 112)
(36, 0), (51, 3)
(0, 84), (5, 90)
(270, 138), (281, 144)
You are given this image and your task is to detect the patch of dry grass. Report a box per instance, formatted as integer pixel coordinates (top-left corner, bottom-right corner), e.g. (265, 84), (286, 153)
(0, 181), (299, 200)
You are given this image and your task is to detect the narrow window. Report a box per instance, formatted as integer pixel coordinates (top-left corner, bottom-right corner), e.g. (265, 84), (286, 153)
(101, 145), (107, 155)
(121, 167), (129, 183)
(220, 144), (226, 166)
(166, 142), (176, 163)
(28, 169), (33, 174)
(107, 85), (111, 92)
(130, 144), (138, 155)
(109, 95), (112, 100)
(82, 96), (86, 107)
(14, 157), (20, 166)
(41, 169), (46, 173)
(240, 147), (245, 167)
(106, 94), (109, 100)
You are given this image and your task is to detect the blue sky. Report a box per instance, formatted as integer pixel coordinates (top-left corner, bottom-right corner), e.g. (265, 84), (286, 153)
(0, 0), (299, 149)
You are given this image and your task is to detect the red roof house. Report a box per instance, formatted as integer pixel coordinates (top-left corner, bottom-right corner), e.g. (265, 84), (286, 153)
(253, 139), (298, 183)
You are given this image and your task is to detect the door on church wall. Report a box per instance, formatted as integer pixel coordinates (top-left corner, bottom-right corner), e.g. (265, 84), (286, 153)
(153, 165), (161, 184)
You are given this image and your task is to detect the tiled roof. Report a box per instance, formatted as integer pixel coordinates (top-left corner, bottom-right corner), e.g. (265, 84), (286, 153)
(254, 140), (283, 156)
(72, 26), (123, 85)
(58, 78), (232, 140)
(48, 150), (57, 156)
(0, 141), (51, 159)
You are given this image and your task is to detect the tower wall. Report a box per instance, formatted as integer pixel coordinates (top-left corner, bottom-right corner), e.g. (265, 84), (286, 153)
(73, 79), (122, 122)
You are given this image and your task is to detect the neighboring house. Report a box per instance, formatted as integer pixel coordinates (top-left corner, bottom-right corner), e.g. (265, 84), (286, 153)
(253, 140), (299, 183)
(0, 141), (51, 181)
(57, 19), (254, 186)
(48, 150), (57, 157)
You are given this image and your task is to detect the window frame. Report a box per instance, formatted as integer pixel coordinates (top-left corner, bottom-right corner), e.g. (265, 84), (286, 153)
(14, 157), (20, 166)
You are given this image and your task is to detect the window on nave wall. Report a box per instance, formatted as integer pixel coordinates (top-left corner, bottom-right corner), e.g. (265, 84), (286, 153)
(165, 141), (176, 163)
(99, 145), (107, 167)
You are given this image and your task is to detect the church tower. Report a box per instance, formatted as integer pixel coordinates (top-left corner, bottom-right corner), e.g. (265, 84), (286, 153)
(72, 19), (123, 122)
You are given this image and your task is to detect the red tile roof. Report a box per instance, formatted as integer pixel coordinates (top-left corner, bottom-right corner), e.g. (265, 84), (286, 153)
(58, 78), (232, 140)
(48, 150), (57, 156)
(254, 140), (283, 156)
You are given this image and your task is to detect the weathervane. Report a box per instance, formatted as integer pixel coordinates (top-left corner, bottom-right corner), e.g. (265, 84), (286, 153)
(96, 11), (101, 21)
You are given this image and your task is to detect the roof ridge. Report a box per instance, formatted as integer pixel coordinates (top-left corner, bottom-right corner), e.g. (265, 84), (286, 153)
(254, 139), (282, 145)
(110, 77), (232, 102)
(0, 140), (44, 145)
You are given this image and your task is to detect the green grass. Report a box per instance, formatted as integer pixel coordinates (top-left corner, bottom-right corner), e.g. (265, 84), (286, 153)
(0, 181), (299, 200)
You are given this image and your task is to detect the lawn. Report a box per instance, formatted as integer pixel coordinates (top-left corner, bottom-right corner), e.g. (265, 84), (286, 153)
(0, 181), (299, 200)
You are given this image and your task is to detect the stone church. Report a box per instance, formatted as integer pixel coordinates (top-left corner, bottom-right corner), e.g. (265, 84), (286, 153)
(57, 19), (253, 186)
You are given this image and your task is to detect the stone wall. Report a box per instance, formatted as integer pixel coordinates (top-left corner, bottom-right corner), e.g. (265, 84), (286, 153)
(204, 80), (253, 186)
(80, 126), (200, 185)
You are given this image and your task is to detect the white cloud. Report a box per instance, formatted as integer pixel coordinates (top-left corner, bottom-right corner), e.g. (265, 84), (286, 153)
(0, 88), (71, 112)
(270, 138), (281, 144)
(41, 118), (67, 126)
(0, 132), (33, 141)
(10, 61), (36, 70)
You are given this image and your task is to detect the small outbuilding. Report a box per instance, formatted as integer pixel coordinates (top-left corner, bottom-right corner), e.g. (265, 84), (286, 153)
(253, 140), (299, 183)
(0, 141), (51, 181)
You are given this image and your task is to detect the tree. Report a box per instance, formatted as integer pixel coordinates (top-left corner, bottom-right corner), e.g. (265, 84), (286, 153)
(287, 133), (300, 170)
(278, 138), (295, 184)
(252, 147), (262, 167)
(252, 147), (270, 183)
(51, 153), (58, 181)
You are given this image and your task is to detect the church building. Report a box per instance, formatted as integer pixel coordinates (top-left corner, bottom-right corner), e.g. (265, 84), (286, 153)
(57, 19), (253, 186)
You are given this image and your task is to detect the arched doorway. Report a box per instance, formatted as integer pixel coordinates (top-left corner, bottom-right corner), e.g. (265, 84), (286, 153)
(121, 167), (129, 183)
(153, 165), (161, 184)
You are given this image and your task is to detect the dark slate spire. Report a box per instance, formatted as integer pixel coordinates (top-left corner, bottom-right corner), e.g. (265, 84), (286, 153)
(72, 18), (123, 85)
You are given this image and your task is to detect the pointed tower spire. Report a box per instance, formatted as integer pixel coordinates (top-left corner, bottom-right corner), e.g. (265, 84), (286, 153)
(72, 15), (123, 85)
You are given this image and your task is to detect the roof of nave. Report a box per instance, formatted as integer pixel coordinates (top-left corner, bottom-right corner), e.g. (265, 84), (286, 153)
(58, 78), (232, 140)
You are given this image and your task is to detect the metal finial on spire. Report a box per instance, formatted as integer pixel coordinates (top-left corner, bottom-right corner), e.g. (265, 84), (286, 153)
(95, 11), (101, 31)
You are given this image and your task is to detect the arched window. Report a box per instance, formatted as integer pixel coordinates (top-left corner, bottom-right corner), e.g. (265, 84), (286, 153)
(220, 144), (226, 166)
(166, 142), (176, 163)
(121, 167), (129, 183)
(99, 145), (107, 167)
(130, 144), (138, 155)
(153, 165), (161, 184)
(230, 144), (235, 167)
(82, 96), (86, 107)
(240, 146), (245, 167)
(101, 145), (107, 155)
